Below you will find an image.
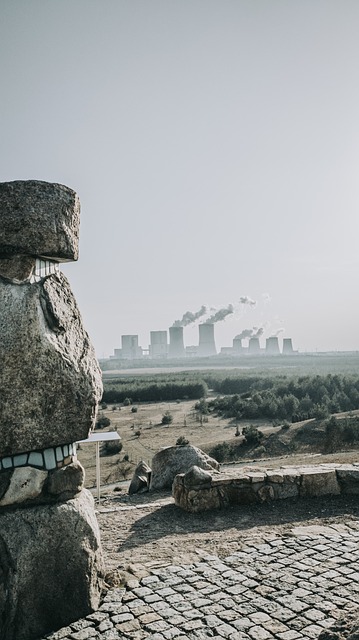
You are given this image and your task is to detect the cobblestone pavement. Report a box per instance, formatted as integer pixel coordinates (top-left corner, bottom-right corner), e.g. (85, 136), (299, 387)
(41, 521), (359, 640)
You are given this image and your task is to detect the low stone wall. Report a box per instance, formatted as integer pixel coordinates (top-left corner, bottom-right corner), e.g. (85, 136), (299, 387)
(172, 462), (359, 512)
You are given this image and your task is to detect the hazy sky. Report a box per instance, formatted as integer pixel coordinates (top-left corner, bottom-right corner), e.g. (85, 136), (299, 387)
(1, 1), (359, 356)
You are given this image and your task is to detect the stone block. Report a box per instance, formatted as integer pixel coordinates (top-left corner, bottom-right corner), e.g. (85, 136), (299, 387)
(336, 465), (359, 494)
(0, 271), (102, 457)
(299, 468), (340, 497)
(0, 490), (104, 640)
(0, 180), (80, 261)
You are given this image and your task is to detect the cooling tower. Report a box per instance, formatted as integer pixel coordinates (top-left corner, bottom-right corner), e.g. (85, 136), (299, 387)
(169, 326), (185, 358)
(198, 323), (217, 357)
(150, 331), (168, 359)
(248, 337), (260, 354)
(282, 338), (294, 354)
(233, 337), (243, 352)
(266, 336), (280, 355)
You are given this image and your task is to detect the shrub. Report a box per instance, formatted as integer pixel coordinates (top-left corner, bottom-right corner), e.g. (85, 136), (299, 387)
(131, 406), (138, 413)
(161, 412), (173, 425)
(242, 425), (263, 446)
(96, 415), (111, 429)
(102, 439), (122, 456)
(209, 441), (233, 463)
(176, 436), (189, 446)
(123, 397), (132, 406)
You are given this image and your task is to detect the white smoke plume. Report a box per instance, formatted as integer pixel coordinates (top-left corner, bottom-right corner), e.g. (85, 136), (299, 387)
(205, 304), (234, 324)
(173, 305), (207, 327)
(235, 329), (254, 340)
(239, 296), (256, 306)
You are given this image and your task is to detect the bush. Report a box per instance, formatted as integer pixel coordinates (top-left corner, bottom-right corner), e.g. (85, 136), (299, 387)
(123, 397), (132, 406)
(131, 406), (138, 413)
(161, 411), (173, 425)
(102, 439), (122, 456)
(242, 425), (263, 446)
(209, 441), (233, 463)
(96, 415), (111, 430)
(176, 436), (189, 446)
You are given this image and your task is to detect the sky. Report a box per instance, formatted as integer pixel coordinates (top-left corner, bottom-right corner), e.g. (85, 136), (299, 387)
(1, 0), (359, 356)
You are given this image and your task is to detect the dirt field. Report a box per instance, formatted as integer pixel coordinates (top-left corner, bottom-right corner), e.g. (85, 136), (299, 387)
(77, 399), (359, 490)
(77, 398), (287, 488)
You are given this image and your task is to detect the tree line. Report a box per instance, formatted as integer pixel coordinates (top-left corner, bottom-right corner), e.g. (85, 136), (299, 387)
(206, 373), (359, 422)
(102, 376), (208, 403)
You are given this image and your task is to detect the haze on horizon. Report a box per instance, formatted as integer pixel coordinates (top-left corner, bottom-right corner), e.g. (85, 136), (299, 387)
(1, 0), (359, 357)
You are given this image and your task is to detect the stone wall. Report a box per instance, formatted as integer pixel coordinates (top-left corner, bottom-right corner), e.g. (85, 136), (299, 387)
(172, 463), (359, 512)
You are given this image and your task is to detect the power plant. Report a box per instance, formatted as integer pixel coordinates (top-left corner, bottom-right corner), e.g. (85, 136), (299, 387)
(282, 338), (294, 354)
(248, 337), (261, 354)
(198, 323), (217, 357)
(110, 327), (297, 361)
(169, 326), (186, 358)
(149, 331), (168, 359)
(266, 336), (280, 355)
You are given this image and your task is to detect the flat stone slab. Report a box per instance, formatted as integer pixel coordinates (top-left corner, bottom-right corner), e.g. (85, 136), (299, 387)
(0, 180), (80, 261)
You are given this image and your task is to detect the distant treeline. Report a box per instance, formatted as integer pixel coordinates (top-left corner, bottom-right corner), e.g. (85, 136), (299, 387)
(102, 371), (359, 420)
(102, 373), (207, 403)
(205, 373), (359, 422)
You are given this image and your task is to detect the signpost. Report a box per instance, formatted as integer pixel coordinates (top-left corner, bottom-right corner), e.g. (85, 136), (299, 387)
(77, 431), (121, 502)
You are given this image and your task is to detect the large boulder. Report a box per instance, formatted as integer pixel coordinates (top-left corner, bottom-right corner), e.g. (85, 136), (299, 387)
(150, 445), (219, 491)
(0, 180), (80, 261)
(0, 490), (104, 640)
(0, 271), (102, 457)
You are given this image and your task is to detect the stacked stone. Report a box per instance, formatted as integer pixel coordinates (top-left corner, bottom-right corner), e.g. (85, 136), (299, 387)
(0, 181), (104, 640)
(172, 462), (359, 513)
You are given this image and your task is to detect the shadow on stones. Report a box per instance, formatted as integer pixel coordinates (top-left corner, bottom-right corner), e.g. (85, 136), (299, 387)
(117, 493), (359, 553)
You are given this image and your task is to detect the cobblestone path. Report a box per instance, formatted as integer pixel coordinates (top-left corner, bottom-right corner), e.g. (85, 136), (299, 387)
(41, 521), (359, 640)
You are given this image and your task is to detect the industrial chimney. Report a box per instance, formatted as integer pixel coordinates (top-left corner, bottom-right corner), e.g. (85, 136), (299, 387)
(149, 331), (168, 359)
(169, 326), (185, 358)
(198, 323), (217, 357)
(266, 336), (280, 355)
(282, 338), (294, 355)
(248, 337), (260, 354)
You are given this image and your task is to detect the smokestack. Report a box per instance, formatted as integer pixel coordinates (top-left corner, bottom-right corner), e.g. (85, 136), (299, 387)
(169, 326), (185, 358)
(150, 331), (168, 359)
(282, 338), (294, 354)
(266, 336), (280, 355)
(198, 323), (217, 357)
(248, 337), (260, 354)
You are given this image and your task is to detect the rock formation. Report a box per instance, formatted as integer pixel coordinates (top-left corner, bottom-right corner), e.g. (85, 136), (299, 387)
(150, 444), (219, 491)
(0, 180), (104, 640)
(129, 459), (152, 494)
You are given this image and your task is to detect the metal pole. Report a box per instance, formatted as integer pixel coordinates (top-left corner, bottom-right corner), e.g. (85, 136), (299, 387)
(96, 441), (100, 503)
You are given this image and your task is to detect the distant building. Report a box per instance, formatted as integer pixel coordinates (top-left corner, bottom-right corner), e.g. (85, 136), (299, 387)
(150, 331), (168, 359)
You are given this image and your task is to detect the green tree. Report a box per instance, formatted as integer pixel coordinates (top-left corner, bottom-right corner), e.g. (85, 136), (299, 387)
(242, 425), (263, 446)
(161, 411), (173, 425)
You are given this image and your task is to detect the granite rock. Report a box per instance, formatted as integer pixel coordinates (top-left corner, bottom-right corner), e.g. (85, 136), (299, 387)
(0, 180), (80, 261)
(150, 445), (219, 491)
(0, 490), (104, 640)
(0, 271), (102, 457)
